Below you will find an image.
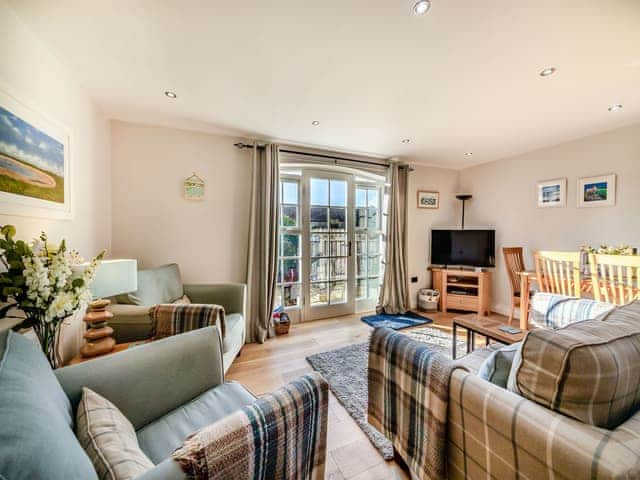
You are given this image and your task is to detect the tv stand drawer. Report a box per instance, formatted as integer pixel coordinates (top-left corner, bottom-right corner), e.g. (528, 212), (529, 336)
(447, 294), (478, 311)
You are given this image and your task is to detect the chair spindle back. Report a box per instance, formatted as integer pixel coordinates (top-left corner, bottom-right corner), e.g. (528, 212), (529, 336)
(588, 254), (640, 305)
(534, 250), (582, 297)
(503, 247), (526, 296)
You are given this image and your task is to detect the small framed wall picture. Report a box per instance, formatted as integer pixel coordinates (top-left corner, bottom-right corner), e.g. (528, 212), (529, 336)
(184, 172), (205, 200)
(417, 190), (439, 209)
(537, 178), (566, 208)
(577, 174), (616, 207)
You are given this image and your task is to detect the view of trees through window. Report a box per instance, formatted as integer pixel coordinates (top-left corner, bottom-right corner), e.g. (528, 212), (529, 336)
(276, 179), (301, 308)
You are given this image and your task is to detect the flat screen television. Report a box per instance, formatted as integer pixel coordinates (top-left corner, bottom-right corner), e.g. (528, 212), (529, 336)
(431, 229), (496, 268)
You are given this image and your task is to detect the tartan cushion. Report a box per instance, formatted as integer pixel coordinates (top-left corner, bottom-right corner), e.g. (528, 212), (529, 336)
(510, 301), (640, 429)
(76, 387), (154, 480)
(149, 303), (226, 339)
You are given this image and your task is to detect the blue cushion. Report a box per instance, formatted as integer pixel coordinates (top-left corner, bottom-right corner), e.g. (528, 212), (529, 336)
(136, 381), (255, 464)
(117, 263), (184, 306)
(0, 330), (97, 480)
(477, 342), (521, 388)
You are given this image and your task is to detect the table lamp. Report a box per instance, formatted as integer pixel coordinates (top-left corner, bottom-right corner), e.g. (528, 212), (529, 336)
(77, 259), (138, 358)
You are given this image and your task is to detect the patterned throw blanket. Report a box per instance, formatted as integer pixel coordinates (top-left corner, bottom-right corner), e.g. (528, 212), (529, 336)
(149, 304), (226, 339)
(368, 327), (462, 480)
(172, 373), (328, 480)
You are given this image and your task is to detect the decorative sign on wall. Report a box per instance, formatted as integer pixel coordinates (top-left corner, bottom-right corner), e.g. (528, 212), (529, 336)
(184, 172), (205, 200)
(417, 190), (439, 209)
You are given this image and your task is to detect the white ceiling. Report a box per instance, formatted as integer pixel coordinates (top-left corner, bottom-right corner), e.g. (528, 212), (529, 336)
(9, 0), (640, 168)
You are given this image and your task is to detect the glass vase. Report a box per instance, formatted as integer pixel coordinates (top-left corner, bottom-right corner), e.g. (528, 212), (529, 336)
(30, 315), (60, 369)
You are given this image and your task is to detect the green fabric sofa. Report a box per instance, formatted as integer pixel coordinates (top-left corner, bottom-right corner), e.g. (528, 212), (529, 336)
(0, 326), (287, 480)
(109, 263), (246, 372)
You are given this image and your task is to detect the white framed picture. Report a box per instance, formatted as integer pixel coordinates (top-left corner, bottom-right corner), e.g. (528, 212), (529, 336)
(0, 87), (71, 219)
(417, 190), (439, 209)
(577, 174), (616, 208)
(537, 178), (566, 208)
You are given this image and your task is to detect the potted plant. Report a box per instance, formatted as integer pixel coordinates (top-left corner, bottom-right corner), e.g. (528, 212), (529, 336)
(0, 225), (104, 368)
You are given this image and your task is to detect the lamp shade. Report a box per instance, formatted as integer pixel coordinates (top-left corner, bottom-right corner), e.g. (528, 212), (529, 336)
(76, 259), (138, 299)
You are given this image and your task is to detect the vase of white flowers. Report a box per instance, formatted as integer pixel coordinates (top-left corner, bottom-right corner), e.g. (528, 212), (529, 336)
(0, 225), (104, 368)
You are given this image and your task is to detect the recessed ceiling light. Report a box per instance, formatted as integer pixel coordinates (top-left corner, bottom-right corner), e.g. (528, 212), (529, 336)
(402, 138), (411, 144)
(608, 104), (623, 112)
(311, 120), (320, 126)
(413, 0), (431, 16)
(539, 67), (556, 77)
(464, 152), (473, 156)
(164, 91), (177, 99)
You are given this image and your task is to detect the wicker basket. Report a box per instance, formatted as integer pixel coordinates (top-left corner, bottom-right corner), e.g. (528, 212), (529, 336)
(274, 321), (290, 335)
(274, 312), (291, 335)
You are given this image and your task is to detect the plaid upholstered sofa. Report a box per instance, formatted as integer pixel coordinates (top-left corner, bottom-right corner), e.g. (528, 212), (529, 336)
(369, 297), (640, 480)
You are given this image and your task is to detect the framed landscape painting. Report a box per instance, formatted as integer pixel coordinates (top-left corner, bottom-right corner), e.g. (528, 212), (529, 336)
(0, 89), (71, 218)
(537, 178), (566, 208)
(577, 174), (616, 208)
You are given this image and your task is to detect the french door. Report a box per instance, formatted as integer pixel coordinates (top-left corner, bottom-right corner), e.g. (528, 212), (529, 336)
(303, 171), (354, 320)
(276, 168), (384, 322)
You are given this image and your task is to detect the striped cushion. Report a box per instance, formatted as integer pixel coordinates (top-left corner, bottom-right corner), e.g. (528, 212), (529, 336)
(76, 387), (154, 480)
(510, 301), (640, 429)
(529, 292), (615, 329)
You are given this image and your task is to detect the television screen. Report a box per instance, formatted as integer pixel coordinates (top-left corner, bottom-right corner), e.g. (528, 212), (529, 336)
(431, 229), (496, 267)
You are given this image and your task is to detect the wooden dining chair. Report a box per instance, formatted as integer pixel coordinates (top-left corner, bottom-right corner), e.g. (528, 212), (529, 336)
(534, 250), (582, 297)
(589, 254), (640, 305)
(503, 247), (527, 325)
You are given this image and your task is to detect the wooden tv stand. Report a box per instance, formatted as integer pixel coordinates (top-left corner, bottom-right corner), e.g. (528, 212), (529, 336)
(430, 267), (491, 316)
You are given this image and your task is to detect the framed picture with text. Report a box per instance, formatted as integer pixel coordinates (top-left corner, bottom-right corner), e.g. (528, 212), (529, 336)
(417, 190), (439, 209)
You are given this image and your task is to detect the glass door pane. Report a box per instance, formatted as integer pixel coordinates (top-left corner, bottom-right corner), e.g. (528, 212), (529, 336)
(275, 178), (302, 318)
(304, 173), (355, 320)
(355, 184), (384, 311)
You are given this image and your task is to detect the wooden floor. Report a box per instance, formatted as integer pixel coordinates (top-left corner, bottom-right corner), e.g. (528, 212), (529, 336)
(226, 310), (474, 480)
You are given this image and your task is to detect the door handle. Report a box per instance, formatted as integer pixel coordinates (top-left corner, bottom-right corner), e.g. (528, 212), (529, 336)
(348, 241), (352, 257)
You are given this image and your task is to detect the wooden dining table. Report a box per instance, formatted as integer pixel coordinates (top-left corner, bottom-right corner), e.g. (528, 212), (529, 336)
(517, 271), (593, 330)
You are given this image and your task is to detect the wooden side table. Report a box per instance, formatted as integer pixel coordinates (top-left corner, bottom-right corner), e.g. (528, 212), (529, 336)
(452, 314), (526, 359)
(66, 341), (149, 366)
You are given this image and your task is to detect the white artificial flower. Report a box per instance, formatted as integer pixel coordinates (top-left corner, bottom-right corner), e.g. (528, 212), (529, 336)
(30, 238), (45, 256)
(67, 250), (85, 265)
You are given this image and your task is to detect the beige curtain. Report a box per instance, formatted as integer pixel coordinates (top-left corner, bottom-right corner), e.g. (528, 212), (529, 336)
(246, 144), (280, 343)
(378, 163), (409, 314)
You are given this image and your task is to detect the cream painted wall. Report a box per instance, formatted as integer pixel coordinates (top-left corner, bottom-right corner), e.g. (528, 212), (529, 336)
(459, 123), (640, 316)
(407, 164), (460, 308)
(110, 121), (251, 284)
(0, 0), (111, 257)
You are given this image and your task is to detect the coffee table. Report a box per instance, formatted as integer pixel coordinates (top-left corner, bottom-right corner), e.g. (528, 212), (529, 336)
(452, 314), (526, 359)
